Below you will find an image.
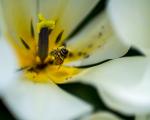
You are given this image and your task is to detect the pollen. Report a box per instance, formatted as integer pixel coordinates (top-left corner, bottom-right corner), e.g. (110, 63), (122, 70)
(24, 65), (80, 83)
(37, 14), (56, 33)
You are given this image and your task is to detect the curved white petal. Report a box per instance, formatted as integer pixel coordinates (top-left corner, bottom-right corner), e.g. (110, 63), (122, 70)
(58, 0), (99, 37)
(1, 79), (92, 120)
(78, 57), (150, 114)
(81, 111), (122, 120)
(0, 37), (18, 93)
(108, 0), (150, 55)
(67, 12), (129, 66)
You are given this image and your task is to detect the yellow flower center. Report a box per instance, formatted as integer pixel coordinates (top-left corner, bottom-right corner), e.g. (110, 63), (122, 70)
(7, 14), (84, 83)
(5, 13), (109, 83)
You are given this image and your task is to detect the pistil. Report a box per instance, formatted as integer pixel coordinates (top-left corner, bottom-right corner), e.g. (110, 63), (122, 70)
(38, 27), (51, 63)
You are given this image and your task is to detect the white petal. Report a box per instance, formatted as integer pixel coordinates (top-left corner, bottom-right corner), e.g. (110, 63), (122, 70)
(81, 111), (122, 120)
(59, 0), (99, 36)
(0, 37), (18, 92)
(0, 0), (37, 42)
(136, 114), (150, 120)
(79, 57), (150, 114)
(38, 0), (68, 20)
(108, 0), (150, 55)
(1, 79), (92, 120)
(67, 12), (129, 66)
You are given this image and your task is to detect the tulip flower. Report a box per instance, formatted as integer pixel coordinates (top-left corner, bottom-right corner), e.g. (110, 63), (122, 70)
(0, 0), (130, 119)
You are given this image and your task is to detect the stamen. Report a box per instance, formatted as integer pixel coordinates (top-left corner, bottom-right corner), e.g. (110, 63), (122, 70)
(20, 37), (30, 50)
(37, 14), (56, 62)
(38, 27), (52, 62)
(30, 20), (35, 38)
(55, 30), (64, 44)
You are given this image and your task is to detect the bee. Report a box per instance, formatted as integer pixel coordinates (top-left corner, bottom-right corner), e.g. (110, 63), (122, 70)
(50, 46), (69, 65)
